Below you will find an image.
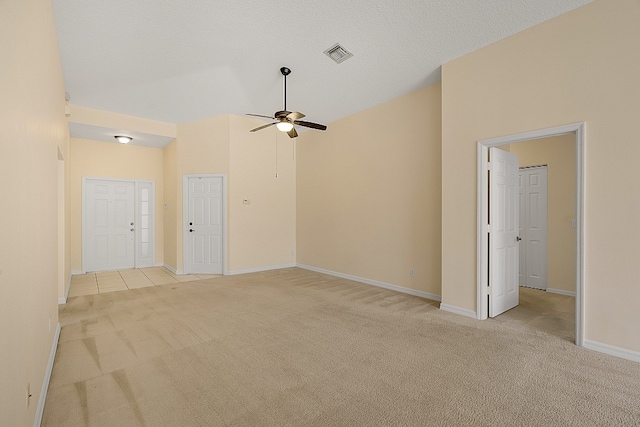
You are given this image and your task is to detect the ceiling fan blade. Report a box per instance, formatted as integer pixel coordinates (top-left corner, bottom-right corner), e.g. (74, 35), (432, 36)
(286, 111), (305, 121)
(250, 122), (276, 132)
(287, 127), (298, 138)
(294, 120), (327, 131)
(247, 113), (275, 119)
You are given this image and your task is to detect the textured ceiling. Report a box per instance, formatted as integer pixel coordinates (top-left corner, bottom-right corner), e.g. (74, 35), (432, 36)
(53, 0), (594, 127)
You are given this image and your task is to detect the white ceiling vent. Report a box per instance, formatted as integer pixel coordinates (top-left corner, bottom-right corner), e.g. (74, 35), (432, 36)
(324, 43), (353, 64)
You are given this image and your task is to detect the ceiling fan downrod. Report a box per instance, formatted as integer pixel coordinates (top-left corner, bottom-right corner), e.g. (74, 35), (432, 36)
(280, 67), (291, 112)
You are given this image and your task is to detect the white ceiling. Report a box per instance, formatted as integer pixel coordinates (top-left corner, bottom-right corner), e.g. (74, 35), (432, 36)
(53, 0), (594, 128)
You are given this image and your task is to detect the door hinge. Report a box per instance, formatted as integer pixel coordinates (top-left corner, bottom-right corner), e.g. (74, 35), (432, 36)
(486, 224), (491, 233)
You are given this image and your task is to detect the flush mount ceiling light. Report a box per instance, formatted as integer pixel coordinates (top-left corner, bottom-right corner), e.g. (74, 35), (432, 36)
(114, 135), (132, 144)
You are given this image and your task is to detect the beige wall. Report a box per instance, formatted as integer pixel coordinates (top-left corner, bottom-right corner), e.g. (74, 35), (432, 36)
(297, 83), (442, 297)
(228, 115), (296, 271)
(174, 115), (230, 271)
(69, 104), (177, 138)
(170, 114), (296, 273)
(163, 140), (178, 269)
(58, 138), (72, 301)
(510, 135), (576, 293)
(441, 0), (640, 352)
(69, 138), (165, 270)
(0, 0), (68, 424)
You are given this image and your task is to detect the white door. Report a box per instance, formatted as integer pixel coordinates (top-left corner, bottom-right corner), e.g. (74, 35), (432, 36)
(186, 176), (223, 274)
(85, 180), (135, 272)
(489, 147), (520, 317)
(519, 166), (548, 290)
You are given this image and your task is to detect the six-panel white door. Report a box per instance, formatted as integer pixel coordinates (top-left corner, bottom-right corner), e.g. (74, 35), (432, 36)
(489, 147), (520, 317)
(186, 176), (223, 274)
(85, 180), (135, 272)
(519, 166), (548, 290)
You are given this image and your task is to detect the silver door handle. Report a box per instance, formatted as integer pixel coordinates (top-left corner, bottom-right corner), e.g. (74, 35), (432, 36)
(516, 236), (522, 242)
(130, 228), (134, 232)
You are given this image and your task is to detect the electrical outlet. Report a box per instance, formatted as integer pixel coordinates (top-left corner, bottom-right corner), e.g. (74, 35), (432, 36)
(410, 268), (415, 277)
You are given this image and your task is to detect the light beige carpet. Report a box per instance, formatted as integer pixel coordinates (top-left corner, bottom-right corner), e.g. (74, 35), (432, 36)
(42, 268), (640, 426)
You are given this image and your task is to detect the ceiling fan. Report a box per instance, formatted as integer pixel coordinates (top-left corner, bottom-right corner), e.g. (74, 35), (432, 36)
(247, 67), (327, 138)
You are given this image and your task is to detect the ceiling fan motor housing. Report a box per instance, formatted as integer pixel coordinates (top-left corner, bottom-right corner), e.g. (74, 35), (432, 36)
(275, 110), (291, 119)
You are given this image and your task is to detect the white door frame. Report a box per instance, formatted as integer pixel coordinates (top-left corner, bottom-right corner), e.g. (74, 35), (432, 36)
(477, 122), (585, 346)
(82, 177), (156, 272)
(182, 174), (227, 275)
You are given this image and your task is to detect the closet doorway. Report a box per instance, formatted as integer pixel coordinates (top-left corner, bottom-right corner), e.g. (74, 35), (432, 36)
(518, 165), (548, 291)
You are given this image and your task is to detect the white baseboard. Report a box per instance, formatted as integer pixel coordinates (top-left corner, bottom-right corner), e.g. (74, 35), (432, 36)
(58, 272), (73, 305)
(546, 287), (576, 297)
(34, 322), (61, 427)
(583, 339), (640, 363)
(154, 262), (164, 267)
(439, 303), (478, 319)
(296, 264), (442, 302)
(163, 264), (181, 274)
(71, 270), (84, 276)
(228, 263), (296, 276)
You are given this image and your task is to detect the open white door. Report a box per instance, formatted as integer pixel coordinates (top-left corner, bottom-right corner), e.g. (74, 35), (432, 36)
(489, 147), (520, 317)
(185, 176), (223, 274)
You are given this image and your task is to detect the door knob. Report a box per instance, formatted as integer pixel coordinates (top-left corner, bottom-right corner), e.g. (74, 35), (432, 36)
(516, 236), (522, 242)
(130, 222), (134, 226)
(189, 229), (194, 233)
(130, 228), (134, 232)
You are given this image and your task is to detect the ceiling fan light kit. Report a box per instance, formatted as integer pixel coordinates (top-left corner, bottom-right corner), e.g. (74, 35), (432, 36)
(276, 122), (294, 132)
(247, 67), (327, 138)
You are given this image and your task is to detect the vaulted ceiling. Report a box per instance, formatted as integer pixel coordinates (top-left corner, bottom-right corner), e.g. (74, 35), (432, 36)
(53, 0), (594, 127)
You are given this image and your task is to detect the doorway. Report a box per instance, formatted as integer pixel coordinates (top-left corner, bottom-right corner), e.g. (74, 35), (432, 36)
(82, 178), (155, 272)
(518, 165), (548, 291)
(182, 174), (226, 275)
(477, 123), (584, 346)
